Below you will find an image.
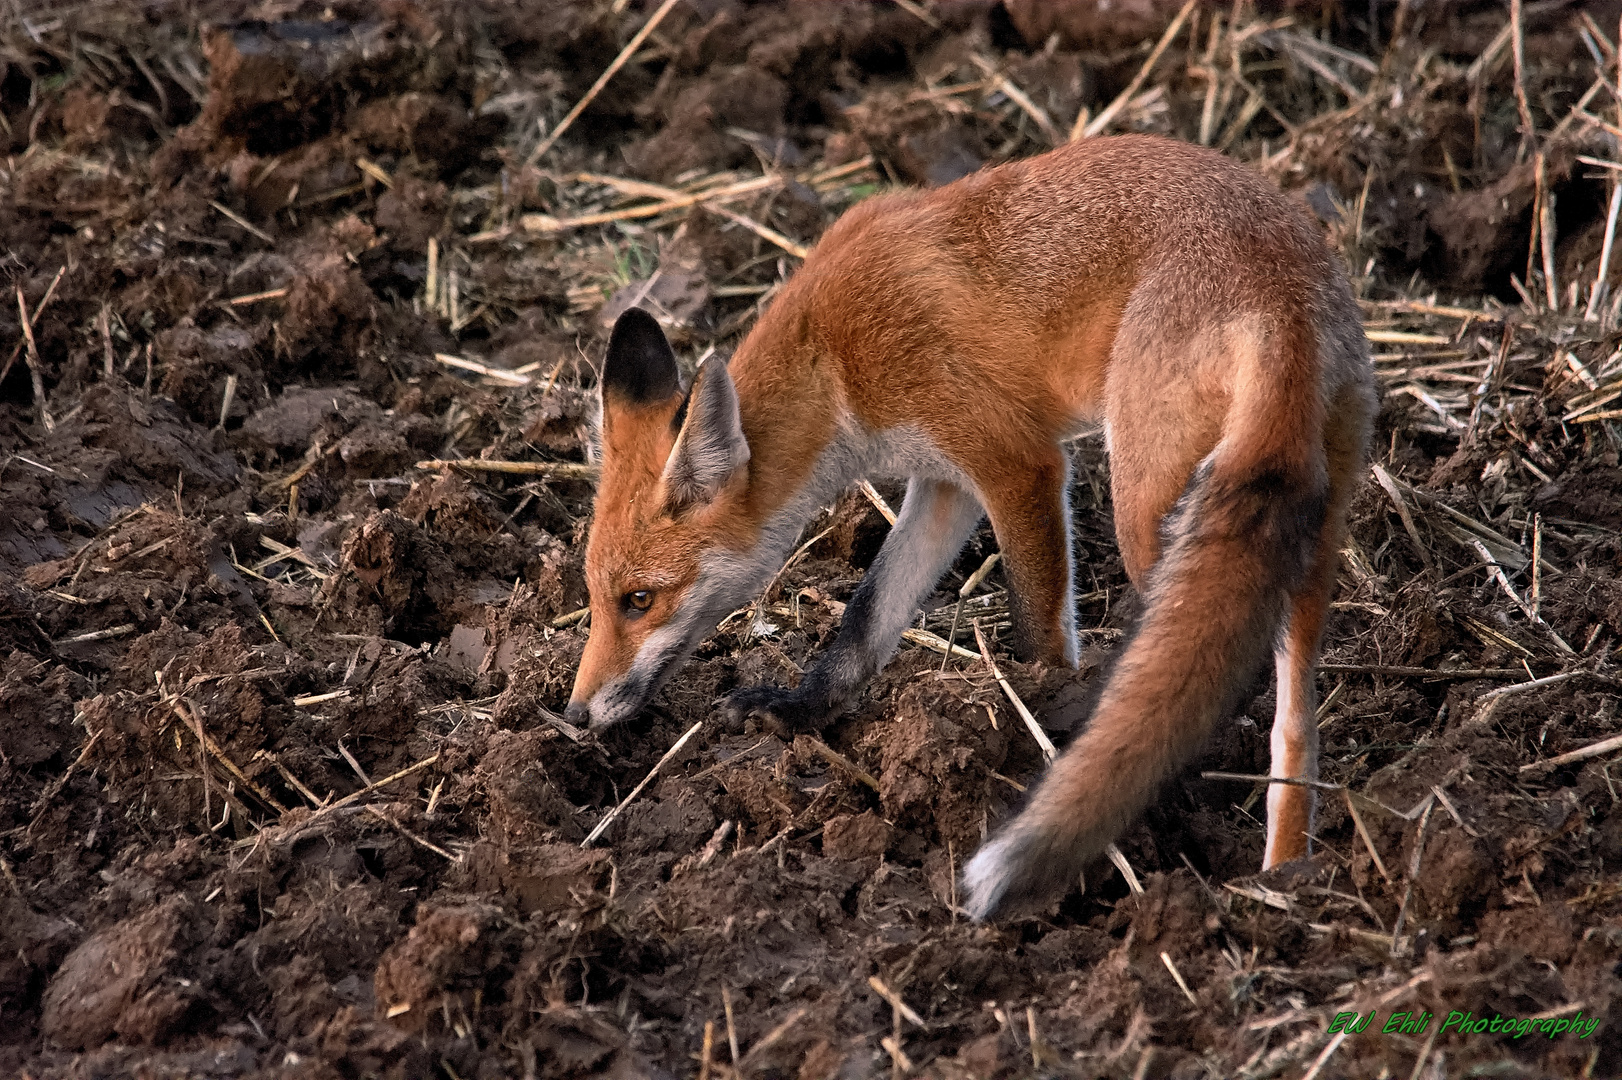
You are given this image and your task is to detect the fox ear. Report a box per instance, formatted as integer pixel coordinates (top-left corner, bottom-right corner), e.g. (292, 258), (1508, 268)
(602, 308), (681, 405)
(662, 358), (749, 512)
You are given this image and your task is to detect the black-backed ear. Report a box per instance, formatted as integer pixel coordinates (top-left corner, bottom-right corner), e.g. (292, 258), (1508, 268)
(661, 358), (749, 512)
(602, 308), (681, 405)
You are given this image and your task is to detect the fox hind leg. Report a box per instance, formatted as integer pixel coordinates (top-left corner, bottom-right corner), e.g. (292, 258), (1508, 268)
(1265, 579), (1327, 866)
(1264, 390), (1368, 867)
(722, 478), (983, 731)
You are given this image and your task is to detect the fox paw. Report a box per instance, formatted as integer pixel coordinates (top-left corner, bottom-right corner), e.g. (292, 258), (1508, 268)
(718, 685), (832, 735)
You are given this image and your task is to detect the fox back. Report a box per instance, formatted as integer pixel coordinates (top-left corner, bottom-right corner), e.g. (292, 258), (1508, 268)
(567, 134), (1375, 919)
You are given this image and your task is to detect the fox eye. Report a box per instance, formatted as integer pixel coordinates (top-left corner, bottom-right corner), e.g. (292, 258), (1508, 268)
(622, 590), (654, 614)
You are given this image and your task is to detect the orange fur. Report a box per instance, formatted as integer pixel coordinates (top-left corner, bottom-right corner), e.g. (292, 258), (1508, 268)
(566, 135), (1375, 918)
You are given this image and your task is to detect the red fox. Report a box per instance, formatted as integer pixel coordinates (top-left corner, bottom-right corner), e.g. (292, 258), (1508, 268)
(566, 134), (1375, 920)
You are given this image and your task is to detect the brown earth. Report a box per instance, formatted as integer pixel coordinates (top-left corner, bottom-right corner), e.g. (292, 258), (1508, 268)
(2, 1), (1622, 1078)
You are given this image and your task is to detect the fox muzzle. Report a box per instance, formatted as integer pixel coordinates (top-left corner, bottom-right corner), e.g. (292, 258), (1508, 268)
(570, 671), (653, 730)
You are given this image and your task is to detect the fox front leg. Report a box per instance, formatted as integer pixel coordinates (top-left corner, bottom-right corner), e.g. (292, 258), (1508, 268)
(722, 478), (984, 731)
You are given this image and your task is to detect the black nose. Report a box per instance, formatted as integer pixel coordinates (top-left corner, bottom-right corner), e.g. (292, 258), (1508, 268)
(564, 701), (590, 726)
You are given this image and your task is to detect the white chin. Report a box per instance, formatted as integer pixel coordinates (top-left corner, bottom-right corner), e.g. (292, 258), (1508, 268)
(588, 690), (643, 730)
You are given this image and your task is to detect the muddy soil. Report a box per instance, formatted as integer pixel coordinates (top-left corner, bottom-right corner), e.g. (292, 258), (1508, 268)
(2, 2), (1621, 1078)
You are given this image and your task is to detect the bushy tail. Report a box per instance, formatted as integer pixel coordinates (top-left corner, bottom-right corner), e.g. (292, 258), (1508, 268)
(962, 320), (1328, 920)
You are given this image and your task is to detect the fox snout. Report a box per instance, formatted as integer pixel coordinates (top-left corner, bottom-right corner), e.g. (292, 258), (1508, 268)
(566, 668), (649, 731)
(564, 691), (636, 731)
(566, 620), (649, 730)
(566, 574), (748, 729)
(565, 623), (673, 729)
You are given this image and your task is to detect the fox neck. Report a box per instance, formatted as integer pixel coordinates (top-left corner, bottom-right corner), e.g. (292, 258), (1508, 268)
(719, 278), (983, 575)
(703, 300), (851, 600)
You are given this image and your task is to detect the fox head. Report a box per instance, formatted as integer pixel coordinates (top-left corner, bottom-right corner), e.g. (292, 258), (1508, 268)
(566, 309), (756, 729)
